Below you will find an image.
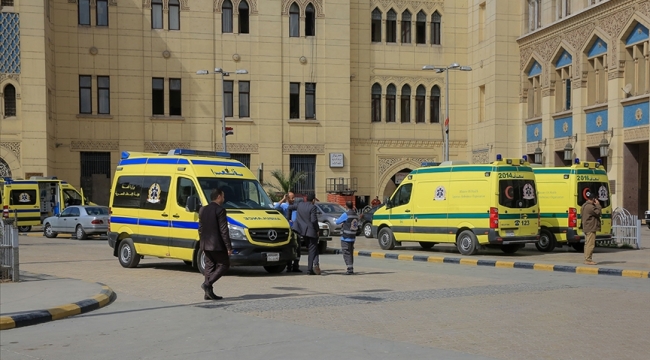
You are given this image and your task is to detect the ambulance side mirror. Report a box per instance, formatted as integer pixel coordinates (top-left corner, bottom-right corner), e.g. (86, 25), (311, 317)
(385, 199), (393, 209)
(186, 196), (201, 212)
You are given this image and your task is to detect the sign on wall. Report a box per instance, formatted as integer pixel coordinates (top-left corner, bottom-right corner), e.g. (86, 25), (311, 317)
(329, 153), (344, 168)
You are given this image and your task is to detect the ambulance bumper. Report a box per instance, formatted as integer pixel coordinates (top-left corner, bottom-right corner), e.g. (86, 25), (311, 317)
(228, 239), (298, 266)
(108, 232), (117, 249)
(487, 230), (539, 245)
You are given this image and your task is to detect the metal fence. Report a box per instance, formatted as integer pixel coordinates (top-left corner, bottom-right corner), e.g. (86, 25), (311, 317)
(608, 207), (641, 249)
(0, 218), (19, 281)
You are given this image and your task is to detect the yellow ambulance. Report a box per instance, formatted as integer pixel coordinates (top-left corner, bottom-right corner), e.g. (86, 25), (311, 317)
(532, 159), (612, 252)
(372, 155), (540, 255)
(108, 149), (296, 274)
(1, 177), (89, 232)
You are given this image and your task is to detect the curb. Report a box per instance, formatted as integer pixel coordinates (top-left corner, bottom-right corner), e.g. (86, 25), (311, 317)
(327, 248), (650, 279)
(0, 283), (117, 330)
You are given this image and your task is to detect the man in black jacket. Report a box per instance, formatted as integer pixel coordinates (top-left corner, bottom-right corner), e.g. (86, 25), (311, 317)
(198, 189), (233, 300)
(288, 193), (321, 275)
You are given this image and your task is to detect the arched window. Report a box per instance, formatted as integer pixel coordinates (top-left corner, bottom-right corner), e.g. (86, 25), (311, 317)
(400, 84), (411, 123)
(401, 10), (411, 43)
(416, 11), (426, 44)
(306, 3), (316, 36)
(415, 85), (425, 123)
(239, 0), (250, 34)
(222, 0), (233, 33)
(371, 83), (382, 122)
(430, 85), (440, 123)
(289, 2), (300, 37)
(3, 84), (17, 117)
(386, 9), (397, 43)
(169, 0), (180, 30)
(431, 12), (441, 45)
(386, 84), (396, 122)
(371, 8), (382, 42)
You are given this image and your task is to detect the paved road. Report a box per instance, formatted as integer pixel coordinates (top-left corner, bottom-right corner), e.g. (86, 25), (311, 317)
(1, 235), (649, 359)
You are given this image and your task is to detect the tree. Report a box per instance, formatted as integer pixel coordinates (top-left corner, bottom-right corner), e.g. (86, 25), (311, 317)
(265, 169), (307, 201)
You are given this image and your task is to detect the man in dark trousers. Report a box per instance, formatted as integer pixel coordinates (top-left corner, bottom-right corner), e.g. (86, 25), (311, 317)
(198, 189), (232, 300)
(335, 201), (359, 275)
(581, 191), (602, 266)
(289, 193), (321, 275)
(275, 192), (301, 272)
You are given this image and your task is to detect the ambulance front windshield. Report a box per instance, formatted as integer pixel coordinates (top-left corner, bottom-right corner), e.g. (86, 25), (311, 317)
(198, 178), (273, 210)
(499, 180), (537, 209)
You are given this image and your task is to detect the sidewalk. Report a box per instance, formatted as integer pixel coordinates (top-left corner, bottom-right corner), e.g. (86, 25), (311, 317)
(0, 272), (116, 330)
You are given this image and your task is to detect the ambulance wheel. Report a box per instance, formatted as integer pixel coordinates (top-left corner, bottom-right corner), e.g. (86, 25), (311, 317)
(264, 265), (286, 274)
(18, 226), (32, 233)
(501, 244), (521, 254)
(75, 225), (88, 240)
(118, 238), (140, 268)
(317, 241), (328, 254)
(535, 229), (556, 252)
(196, 249), (206, 275)
(419, 242), (435, 250)
(457, 230), (479, 255)
(571, 243), (585, 252)
(44, 224), (58, 238)
(378, 228), (396, 250)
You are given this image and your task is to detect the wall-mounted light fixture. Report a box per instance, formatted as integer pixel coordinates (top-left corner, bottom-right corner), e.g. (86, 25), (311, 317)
(534, 138), (546, 164)
(599, 128), (614, 158)
(563, 134), (578, 161)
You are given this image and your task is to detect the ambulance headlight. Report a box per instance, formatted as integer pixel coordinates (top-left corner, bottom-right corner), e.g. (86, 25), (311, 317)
(228, 224), (247, 240)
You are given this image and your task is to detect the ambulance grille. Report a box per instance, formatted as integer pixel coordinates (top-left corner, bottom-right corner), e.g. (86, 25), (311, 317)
(248, 228), (290, 243)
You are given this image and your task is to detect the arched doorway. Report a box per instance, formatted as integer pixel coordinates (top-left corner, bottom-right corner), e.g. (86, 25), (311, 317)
(0, 157), (11, 177)
(383, 167), (411, 201)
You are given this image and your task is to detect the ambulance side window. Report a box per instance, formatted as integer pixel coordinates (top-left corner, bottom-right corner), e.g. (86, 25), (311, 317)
(176, 177), (199, 209)
(140, 176), (171, 211)
(392, 183), (413, 207)
(112, 176), (144, 209)
(10, 190), (37, 205)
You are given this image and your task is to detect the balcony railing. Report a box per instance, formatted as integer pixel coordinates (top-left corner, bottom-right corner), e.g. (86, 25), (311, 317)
(326, 177), (358, 195)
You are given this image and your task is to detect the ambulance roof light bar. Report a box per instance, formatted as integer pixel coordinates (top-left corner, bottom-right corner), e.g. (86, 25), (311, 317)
(496, 154), (503, 161)
(574, 158), (580, 164)
(168, 149), (231, 158)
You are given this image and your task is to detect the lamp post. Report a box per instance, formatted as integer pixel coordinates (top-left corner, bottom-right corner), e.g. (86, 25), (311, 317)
(196, 67), (248, 152)
(422, 63), (472, 162)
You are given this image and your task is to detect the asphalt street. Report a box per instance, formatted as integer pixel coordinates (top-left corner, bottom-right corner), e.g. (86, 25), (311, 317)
(1, 235), (649, 359)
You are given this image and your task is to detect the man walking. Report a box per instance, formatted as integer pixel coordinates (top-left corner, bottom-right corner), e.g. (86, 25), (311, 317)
(289, 194), (321, 275)
(581, 191), (602, 265)
(275, 192), (301, 272)
(198, 189), (233, 300)
(335, 201), (359, 275)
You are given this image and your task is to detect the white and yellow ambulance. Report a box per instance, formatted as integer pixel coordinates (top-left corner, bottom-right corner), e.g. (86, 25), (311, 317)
(108, 149), (296, 274)
(532, 159), (612, 252)
(1, 177), (88, 232)
(372, 155), (540, 255)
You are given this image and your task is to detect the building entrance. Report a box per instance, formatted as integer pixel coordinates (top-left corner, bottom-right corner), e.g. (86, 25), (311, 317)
(623, 141), (649, 216)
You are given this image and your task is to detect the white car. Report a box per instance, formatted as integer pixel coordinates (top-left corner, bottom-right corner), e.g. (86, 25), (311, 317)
(43, 205), (109, 239)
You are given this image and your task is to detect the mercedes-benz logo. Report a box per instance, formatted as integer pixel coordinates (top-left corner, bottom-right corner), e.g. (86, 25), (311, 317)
(267, 230), (278, 241)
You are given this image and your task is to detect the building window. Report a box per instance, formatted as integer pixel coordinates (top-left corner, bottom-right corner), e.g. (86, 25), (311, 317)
(555, 65), (572, 112)
(239, 81), (250, 118)
(78, 0), (90, 26)
(3, 84), (16, 117)
(79, 75), (92, 114)
(371, 8), (382, 42)
(222, 0), (233, 33)
(152, 0), (163, 29)
(170, 78), (181, 116)
(1, 0), (15, 6)
(386, 9), (397, 43)
(386, 84), (396, 122)
(239, 0), (250, 34)
(401, 10), (411, 44)
(624, 31), (649, 97)
(528, 0), (540, 32)
(587, 54), (607, 105)
(400, 85), (411, 123)
(526, 70), (542, 119)
(223, 80), (233, 117)
(290, 82), (300, 119)
(305, 82), (316, 119)
(306, 3), (316, 36)
(96, 0), (108, 27)
(289, 3), (300, 37)
(431, 12), (441, 45)
(430, 85), (440, 123)
(479, 85), (485, 122)
(169, 0), (180, 30)
(371, 83), (381, 122)
(415, 85), (425, 123)
(290, 155), (316, 194)
(97, 76), (110, 115)
(152, 78), (164, 115)
(230, 154), (251, 168)
(478, 3), (485, 42)
(416, 11), (426, 44)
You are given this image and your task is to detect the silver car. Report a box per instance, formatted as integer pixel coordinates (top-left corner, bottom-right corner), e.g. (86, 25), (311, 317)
(43, 205), (109, 239)
(315, 202), (347, 235)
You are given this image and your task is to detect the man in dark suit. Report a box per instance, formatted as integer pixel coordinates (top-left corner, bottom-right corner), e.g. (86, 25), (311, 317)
(198, 188), (232, 300)
(289, 193), (321, 275)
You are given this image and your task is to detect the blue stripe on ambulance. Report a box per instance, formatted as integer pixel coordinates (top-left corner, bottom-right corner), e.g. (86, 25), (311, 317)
(110, 216), (247, 229)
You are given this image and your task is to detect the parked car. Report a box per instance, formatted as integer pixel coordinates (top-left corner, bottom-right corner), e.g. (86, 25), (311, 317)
(359, 205), (384, 238)
(43, 205), (109, 239)
(314, 202), (347, 235)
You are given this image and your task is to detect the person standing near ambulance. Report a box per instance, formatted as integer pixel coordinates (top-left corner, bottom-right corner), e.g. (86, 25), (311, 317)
(335, 201), (359, 275)
(275, 192), (302, 272)
(198, 189), (233, 300)
(581, 191), (602, 265)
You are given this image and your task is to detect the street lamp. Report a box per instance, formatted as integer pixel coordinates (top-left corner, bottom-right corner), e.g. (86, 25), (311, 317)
(563, 134), (577, 162)
(196, 67), (249, 152)
(422, 63), (472, 161)
(599, 128), (614, 158)
(534, 138), (546, 165)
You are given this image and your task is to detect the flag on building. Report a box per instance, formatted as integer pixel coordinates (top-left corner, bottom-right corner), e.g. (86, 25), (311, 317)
(444, 117), (449, 133)
(225, 127), (234, 136)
